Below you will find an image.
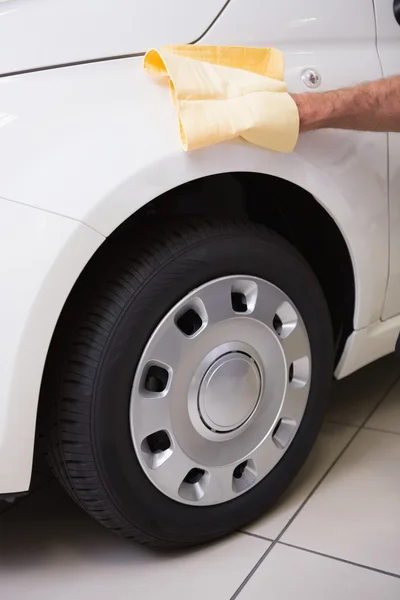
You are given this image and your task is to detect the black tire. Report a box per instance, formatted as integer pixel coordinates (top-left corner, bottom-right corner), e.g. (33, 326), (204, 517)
(46, 219), (334, 548)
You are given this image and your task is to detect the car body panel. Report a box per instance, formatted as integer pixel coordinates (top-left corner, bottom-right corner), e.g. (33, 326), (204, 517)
(0, 198), (104, 493)
(336, 315), (400, 378)
(0, 50), (387, 329)
(0, 0), (227, 75)
(373, 0), (400, 319)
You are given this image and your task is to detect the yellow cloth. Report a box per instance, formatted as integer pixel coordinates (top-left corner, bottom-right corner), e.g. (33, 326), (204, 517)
(143, 45), (299, 152)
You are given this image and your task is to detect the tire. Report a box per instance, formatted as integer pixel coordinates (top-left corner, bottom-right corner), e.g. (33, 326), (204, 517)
(47, 219), (334, 548)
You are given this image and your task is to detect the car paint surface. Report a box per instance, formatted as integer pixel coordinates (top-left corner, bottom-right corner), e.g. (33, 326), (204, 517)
(0, 0), (227, 74)
(373, 0), (400, 319)
(0, 198), (103, 493)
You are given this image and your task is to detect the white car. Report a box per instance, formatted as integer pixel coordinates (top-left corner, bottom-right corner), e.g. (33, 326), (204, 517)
(1, 0), (399, 547)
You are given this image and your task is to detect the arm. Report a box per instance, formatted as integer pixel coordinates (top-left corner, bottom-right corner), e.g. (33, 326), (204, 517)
(291, 76), (400, 132)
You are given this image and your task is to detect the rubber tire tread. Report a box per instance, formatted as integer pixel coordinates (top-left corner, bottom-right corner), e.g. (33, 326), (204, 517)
(46, 218), (333, 548)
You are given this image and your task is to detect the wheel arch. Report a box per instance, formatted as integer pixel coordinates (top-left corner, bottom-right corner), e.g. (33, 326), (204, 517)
(2, 167), (357, 499)
(36, 172), (356, 451)
(96, 171), (356, 360)
(39, 169), (356, 392)
(1, 169), (357, 497)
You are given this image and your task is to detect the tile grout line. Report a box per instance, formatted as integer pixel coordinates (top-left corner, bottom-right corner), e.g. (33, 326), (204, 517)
(239, 530), (274, 543)
(326, 375), (400, 430)
(238, 534), (400, 579)
(230, 544), (277, 599)
(230, 374), (400, 599)
(358, 374), (400, 426)
(362, 425), (400, 436)
(326, 420), (400, 438)
(230, 425), (362, 599)
(325, 418), (365, 427)
(273, 373), (400, 538)
(278, 541), (400, 580)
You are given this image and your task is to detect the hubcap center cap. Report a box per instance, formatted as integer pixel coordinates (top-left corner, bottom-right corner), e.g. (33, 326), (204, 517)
(198, 352), (261, 432)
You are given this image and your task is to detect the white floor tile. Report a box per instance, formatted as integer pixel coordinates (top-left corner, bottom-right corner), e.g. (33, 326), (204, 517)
(0, 481), (268, 600)
(327, 355), (398, 426)
(282, 429), (400, 575)
(238, 544), (400, 600)
(243, 422), (355, 539)
(366, 377), (400, 434)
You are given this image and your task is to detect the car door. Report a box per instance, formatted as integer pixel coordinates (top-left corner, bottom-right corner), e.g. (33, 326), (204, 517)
(375, 1), (400, 319)
(202, 0), (388, 328)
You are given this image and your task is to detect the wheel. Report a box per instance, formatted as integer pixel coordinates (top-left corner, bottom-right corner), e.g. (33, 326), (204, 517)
(47, 219), (333, 547)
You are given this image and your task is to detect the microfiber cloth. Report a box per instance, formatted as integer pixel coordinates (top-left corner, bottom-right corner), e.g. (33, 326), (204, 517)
(144, 45), (299, 152)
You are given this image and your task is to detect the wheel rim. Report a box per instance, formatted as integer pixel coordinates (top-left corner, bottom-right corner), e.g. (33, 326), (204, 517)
(130, 275), (312, 505)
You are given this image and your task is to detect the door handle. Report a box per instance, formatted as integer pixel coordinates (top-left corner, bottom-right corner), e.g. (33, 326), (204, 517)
(394, 0), (400, 25)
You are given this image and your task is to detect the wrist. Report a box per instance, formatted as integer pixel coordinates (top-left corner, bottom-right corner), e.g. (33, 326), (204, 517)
(291, 92), (332, 132)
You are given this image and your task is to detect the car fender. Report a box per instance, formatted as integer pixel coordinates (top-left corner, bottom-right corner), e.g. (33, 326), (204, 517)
(0, 57), (388, 329)
(0, 199), (104, 494)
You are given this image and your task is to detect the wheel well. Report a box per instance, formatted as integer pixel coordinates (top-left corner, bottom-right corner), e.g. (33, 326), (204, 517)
(35, 171), (354, 473)
(44, 172), (355, 372)
(115, 172), (355, 361)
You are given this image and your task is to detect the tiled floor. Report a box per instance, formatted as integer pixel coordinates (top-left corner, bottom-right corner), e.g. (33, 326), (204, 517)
(2, 355), (400, 599)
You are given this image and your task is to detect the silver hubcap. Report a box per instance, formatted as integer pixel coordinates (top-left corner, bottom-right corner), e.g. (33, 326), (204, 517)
(130, 276), (311, 505)
(199, 352), (261, 432)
